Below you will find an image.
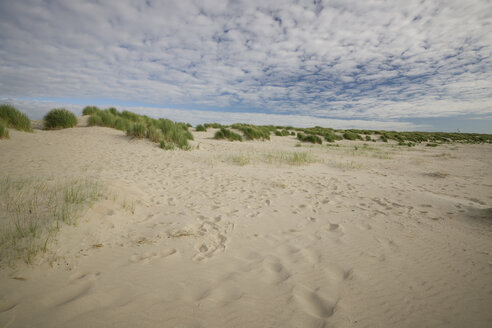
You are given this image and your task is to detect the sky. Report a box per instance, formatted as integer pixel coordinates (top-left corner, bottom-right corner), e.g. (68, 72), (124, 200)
(1, 0), (491, 132)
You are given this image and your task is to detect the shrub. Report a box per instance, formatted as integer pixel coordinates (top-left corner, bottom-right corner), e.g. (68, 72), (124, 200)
(0, 104), (32, 132)
(0, 121), (9, 139)
(214, 128), (242, 141)
(195, 124), (206, 132)
(365, 135), (372, 141)
(44, 108), (77, 129)
(82, 106), (100, 116)
(380, 136), (388, 142)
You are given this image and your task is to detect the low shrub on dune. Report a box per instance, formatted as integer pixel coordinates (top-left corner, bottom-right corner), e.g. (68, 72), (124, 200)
(127, 122), (147, 138)
(44, 108), (77, 129)
(0, 104), (32, 132)
(297, 132), (322, 144)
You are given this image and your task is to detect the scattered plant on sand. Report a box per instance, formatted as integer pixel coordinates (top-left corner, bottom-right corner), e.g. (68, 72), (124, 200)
(0, 176), (103, 266)
(0, 104), (32, 132)
(127, 122), (147, 138)
(343, 131), (359, 140)
(195, 124), (207, 132)
(204, 123), (223, 129)
(44, 108), (77, 129)
(214, 128), (243, 141)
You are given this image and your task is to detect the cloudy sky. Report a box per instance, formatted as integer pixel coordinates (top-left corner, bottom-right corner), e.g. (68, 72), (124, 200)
(1, 0), (491, 132)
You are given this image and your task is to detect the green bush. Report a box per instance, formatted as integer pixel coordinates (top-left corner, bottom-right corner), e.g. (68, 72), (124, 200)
(275, 129), (290, 136)
(44, 108), (77, 129)
(114, 117), (132, 131)
(195, 124), (207, 132)
(82, 106), (100, 116)
(0, 104), (32, 132)
(214, 128), (243, 141)
(0, 121), (9, 139)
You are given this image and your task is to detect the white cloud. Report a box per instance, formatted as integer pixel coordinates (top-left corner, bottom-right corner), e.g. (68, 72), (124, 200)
(0, 0), (491, 123)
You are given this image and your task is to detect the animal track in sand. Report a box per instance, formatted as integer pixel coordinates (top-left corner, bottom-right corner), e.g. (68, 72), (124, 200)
(130, 248), (176, 264)
(294, 285), (337, 319)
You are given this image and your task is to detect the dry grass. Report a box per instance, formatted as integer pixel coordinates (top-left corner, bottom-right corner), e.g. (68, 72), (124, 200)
(0, 176), (103, 266)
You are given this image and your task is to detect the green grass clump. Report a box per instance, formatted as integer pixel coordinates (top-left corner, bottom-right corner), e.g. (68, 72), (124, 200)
(86, 109), (193, 150)
(324, 132), (342, 142)
(343, 131), (359, 140)
(204, 123), (223, 129)
(0, 177), (103, 266)
(426, 143), (438, 147)
(275, 129), (290, 136)
(82, 106), (101, 116)
(214, 128), (243, 141)
(127, 122), (147, 138)
(0, 121), (10, 139)
(297, 133), (322, 144)
(195, 124), (207, 132)
(44, 108), (77, 129)
(231, 123), (271, 140)
(0, 104), (32, 132)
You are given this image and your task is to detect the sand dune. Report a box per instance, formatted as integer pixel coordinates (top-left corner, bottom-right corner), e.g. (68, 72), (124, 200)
(1, 123), (491, 327)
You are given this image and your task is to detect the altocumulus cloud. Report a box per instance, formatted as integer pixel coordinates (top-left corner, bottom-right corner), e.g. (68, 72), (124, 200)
(0, 0), (491, 131)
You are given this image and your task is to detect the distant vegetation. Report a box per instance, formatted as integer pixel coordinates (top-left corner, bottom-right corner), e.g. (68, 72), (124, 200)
(214, 127), (242, 141)
(84, 106), (193, 150)
(44, 108), (77, 129)
(230, 123), (271, 140)
(195, 124), (207, 132)
(0, 104), (32, 132)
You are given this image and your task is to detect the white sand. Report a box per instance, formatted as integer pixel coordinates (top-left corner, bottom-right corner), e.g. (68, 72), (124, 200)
(1, 121), (491, 327)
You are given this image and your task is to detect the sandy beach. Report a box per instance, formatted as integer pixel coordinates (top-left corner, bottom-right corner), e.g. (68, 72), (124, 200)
(1, 121), (491, 328)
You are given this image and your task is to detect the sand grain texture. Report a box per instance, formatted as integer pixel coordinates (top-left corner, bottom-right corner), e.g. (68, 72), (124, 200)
(1, 125), (491, 328)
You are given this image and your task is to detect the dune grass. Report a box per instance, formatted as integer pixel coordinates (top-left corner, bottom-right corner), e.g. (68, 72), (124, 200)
(195, 124), (207, 132)
(0, 176), (103, 266)
(214, 127), (243, 141)
(87, 108), (193, 150)
(297, 133), (323, 144)
(44, 108), (77, 129)
(228, 151), (316, 166)
(0, 104), (32, 132)
(82, 105), (101, 116)
(0, 120), (9, 139)
(231, 123), (271, 140)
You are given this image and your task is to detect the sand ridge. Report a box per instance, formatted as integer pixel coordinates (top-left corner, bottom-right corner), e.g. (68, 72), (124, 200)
(0, 124), (491, 327)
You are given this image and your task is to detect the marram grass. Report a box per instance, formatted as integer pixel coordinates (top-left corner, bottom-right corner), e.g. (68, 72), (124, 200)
(0, 176), (104, 267)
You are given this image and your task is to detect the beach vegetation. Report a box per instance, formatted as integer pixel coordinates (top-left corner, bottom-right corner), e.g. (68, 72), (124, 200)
(0, 120), (10, 139)
(82, 106), (101, 116)
(43, 108), (77, 129)
(195, 124), (206, 132)
(0, 176), (103, 266)
(230, 123), (271, 140)
(297, 132), (322, 144)
(214, 127), (243, 141)
(0, 104), (32, 132)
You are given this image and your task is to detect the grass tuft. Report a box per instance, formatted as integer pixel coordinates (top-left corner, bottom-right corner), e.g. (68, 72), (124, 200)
(44, 108), (77, 129)
(214, 128), (243, 141)
(0, 177), (103, 266)
(0, 104), (32, 132)
(195, 124), (207, 132)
